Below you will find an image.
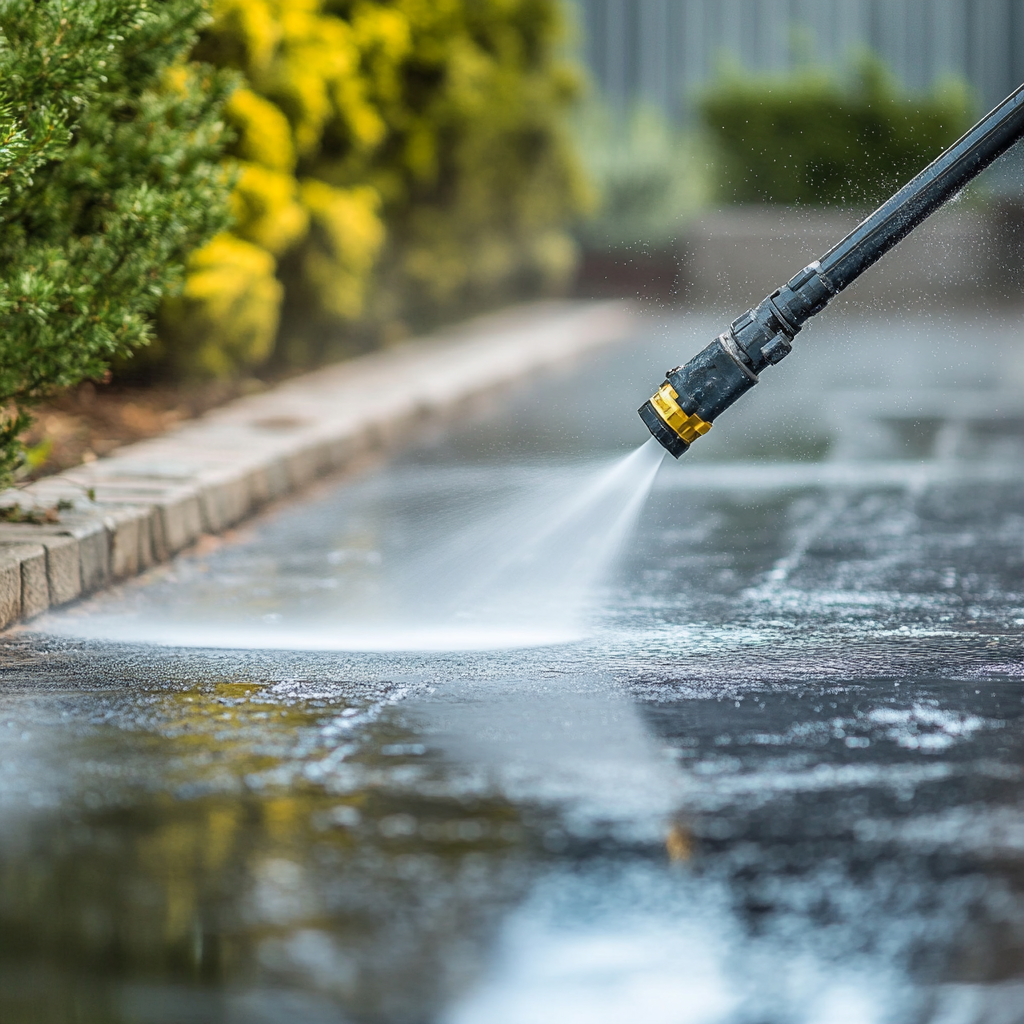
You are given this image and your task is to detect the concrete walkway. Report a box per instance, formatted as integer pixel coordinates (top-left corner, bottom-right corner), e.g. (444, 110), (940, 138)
(0, 301), (633, 630)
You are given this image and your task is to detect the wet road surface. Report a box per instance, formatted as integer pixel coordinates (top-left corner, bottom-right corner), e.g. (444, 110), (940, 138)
(4, 306), (1024, 1022)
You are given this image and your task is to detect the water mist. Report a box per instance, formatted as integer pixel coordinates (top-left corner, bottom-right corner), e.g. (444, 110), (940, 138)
(48, 441), (666, 652)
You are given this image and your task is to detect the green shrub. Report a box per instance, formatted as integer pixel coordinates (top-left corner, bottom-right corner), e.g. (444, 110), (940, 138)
(162, 0), (590, 377)
(699, 56), (975, 206)
(156, 0), (389, 378)
(0, 0), (233, 480)
(356, 0), (591, 341)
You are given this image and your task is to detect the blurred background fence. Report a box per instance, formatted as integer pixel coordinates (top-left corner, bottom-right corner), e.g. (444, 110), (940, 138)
(568, 0), (1024, 306)
(571, 0), (1024, 121)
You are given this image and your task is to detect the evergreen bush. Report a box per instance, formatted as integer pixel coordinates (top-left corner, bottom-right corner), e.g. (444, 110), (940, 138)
(0, 0), (233, 480)
(699, 57), (975, 206)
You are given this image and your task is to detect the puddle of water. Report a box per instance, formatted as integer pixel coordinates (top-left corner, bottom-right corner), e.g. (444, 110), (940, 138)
(444, 862), (917, 1024)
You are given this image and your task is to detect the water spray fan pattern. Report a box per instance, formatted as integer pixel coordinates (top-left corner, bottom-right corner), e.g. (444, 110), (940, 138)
(395, 440), (666, 648)
(54, 441), (665, 651)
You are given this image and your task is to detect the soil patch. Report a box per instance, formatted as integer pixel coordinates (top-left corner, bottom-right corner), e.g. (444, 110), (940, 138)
(18, 379), (267, 481)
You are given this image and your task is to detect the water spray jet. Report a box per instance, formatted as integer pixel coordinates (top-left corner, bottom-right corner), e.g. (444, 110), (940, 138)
(640, 82), (1024, 458)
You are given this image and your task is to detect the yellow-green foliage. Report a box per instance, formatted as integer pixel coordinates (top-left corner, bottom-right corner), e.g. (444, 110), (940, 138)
(231, 163), (308, 255)
(160, 234), (284, 378)
(356, 0), (591, 327)
(225, 86), (295, 172)
(159, 0), (587, 377)
(299, 180), (385, 320)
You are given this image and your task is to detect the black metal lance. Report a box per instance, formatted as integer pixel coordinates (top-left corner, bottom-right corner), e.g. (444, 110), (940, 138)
(640, 81), (1024, 458)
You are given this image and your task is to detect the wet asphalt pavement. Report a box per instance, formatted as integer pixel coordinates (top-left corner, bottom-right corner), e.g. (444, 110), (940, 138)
(3, 305), (1024, 1023)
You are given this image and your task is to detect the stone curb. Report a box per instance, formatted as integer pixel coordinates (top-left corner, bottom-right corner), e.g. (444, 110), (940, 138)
(0, 300), (634, 629)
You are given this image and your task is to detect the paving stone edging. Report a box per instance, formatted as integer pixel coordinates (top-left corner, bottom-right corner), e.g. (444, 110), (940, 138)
(0, 300), (634, 630)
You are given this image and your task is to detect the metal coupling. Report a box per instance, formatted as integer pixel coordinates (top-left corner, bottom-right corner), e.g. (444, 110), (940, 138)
(638, 331), (756, 458)
(638, 262), (835, 458)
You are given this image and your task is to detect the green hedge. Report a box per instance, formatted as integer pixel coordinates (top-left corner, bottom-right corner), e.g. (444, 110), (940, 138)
(699, 57), (975, 206)
(0, 0), (233, 481)
(155, 0), (591, 379)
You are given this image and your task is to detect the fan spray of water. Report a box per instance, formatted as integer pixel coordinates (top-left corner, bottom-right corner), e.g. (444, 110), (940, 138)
(55, 440), (665, 652)
(387, 438), (667, 648)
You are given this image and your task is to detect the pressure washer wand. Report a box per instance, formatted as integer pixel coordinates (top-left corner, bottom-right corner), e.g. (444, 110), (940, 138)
(640, 81), (1024, 458)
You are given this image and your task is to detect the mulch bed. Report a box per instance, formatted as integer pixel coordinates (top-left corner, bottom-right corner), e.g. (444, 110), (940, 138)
(17, 378), (267, 483)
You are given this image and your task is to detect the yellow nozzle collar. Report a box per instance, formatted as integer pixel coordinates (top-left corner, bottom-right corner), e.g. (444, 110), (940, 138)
(650, 383), (712, 444)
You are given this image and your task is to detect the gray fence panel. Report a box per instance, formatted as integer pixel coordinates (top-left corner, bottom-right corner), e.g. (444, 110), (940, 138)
(571, 0), (1024, 116)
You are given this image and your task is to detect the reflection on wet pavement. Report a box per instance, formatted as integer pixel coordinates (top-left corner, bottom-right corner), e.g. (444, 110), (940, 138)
(4, 309), (1024, 1021)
